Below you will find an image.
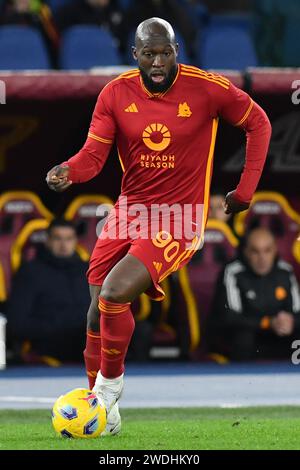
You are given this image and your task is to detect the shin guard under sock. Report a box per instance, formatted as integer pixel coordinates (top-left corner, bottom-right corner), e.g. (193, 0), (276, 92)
(99, 297), (135, 379)
(84, 330), (101, 389)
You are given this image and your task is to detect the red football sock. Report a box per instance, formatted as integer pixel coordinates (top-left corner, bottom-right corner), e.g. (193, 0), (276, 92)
(99, 297), (135, 379)
(83, 330), (101, 389)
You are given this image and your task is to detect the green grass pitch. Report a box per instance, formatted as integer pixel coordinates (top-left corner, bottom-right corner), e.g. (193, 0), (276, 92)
(1, 407), (300, 450)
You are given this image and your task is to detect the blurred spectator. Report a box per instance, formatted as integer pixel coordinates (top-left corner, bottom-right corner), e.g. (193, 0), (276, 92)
(126, 0), (198, 61)
(0, 0), (59, 67)
(6, 219), (90, 364)
(209, 227), (300, 361)
(54, 0), (126, 55)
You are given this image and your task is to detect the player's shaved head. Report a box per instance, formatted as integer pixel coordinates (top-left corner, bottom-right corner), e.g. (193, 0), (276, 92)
(135, 17), (176, 47)
(133, 17), (178, 94)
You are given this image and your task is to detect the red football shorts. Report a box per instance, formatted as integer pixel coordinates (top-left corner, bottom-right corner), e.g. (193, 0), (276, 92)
(87, 208), (201, 300)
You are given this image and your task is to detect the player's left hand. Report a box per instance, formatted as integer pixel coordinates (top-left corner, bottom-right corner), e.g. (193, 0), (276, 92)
(223, 191), (250, 215)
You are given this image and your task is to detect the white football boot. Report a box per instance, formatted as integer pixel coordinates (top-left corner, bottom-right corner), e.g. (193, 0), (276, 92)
(92, 372), (123, 436)
(102, 402), (121, 436)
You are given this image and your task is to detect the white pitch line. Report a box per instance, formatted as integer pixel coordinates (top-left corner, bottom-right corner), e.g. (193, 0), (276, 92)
(0, 396), (243, 408)
(0, 396), (56, 404)
(0, 397), (265, 409)
(219, 403), (244, 408)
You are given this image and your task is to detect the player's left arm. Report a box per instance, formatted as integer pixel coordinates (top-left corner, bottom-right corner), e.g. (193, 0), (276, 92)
(216, 82), (272, 214)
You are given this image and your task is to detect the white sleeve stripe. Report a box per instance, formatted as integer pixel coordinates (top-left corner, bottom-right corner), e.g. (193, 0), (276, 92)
(290, 273), (300, 313)
(278, 260), (293, 272)
(224, 262), (244, 313)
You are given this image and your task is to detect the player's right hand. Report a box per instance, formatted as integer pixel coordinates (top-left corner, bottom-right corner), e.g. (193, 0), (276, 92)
(46, 165), (72, 192)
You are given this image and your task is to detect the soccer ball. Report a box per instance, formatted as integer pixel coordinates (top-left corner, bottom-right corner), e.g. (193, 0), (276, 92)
(52, 388), (107, 438)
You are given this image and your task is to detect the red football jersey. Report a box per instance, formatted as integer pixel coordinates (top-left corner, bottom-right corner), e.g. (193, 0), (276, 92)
(65, 64), (271, 226)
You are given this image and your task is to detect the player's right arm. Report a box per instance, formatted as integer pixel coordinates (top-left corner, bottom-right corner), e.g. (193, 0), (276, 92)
(46, 84), (116, 192)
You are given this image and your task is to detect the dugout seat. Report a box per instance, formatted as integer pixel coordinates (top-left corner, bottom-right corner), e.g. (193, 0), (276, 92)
(176, 220), (239, 358)
(0, 260), (6, 303)
(0, 191), (53, 295)
(177, 0), (209, 29)
(209, 14), (253, 30)
(10, 219), (90, 274)
(200, 18), (258, 69)
(64, 194), (114, 255)
(293, 236), (300, 277)
(233, 191), (300, 277)
(45, 0), (74, 12)
(60, 25), (122, 69)
(0, 26), (50, 70)
(117, 0), (134, 9)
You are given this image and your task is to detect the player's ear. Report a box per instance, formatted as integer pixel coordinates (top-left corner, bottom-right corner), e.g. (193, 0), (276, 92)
(132, 46), (138, 61)
(175, 43), (179, 57)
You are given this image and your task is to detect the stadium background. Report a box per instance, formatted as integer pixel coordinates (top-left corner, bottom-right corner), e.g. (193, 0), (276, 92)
(1, 0), (300, 450)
